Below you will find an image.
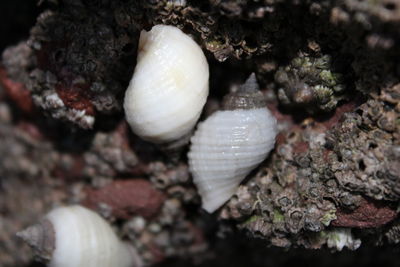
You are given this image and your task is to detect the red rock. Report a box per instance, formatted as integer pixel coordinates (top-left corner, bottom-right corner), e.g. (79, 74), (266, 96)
(275, 132), (286, 146)
(321, 101), (357, 129)
(322, 149), (333, 161)
(83, 179), (166, 219)
(292, 141), (309, 154)
(147, 243), (165, 264)
(266, 102), (295, 126)
(129, 163), (150, 176)
(0, 67), (35, 114)
(186, 222), (205, 245)
(36, 42), (95, 115)
(17, 121), (45, 141)
(115, 122), (133, 149)
(332, 197), (397, 228)
(55, 82), (95, 115)
(51, 155), (85, 181)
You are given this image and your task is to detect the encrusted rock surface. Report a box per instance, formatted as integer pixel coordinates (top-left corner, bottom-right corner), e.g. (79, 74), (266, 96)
(1, 0), (400, 266)
(221, 82), (399, 246)
(274, 52), (347, 113)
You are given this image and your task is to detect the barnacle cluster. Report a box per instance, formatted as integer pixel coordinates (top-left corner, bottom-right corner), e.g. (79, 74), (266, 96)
(11, 0), (399, 128)
(23, 0), (305, 128)
(333, 0), (400, 28)
(15, 0), (351, 128)
(82, 123), (139, 181)
(274, 52), (347, 113)
(26, 6), (139, 128)
(146, 0), (282, 61)
(221, 83), (399, 248)
(330, 88), (400, 201)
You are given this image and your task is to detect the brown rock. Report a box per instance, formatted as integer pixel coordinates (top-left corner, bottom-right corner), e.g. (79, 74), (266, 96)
(292, 141), (309, 155)
(332, 197), (398, 228)
(83, 179), (166, 219)
(320, 101), (357, 129)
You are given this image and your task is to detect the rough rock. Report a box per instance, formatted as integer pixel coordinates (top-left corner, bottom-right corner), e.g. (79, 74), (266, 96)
(83, 179), (166, 219)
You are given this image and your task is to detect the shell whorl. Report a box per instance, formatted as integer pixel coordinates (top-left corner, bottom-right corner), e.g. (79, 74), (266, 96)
(188, 73), (278, 213)
(222, 73), (267, 110)
(16, 219), (55, 262)
(124, 24), (209, 145)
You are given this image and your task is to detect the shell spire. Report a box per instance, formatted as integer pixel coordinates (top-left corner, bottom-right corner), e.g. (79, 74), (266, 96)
(16, 219), (55, 261)
(188, 73), (278, 213)
(239, 72), (259, 93)
(222, 73), (267, 110)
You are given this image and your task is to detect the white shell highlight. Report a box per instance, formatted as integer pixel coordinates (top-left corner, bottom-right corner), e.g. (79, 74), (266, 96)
(46, 205), (139, 267)
(188, 108), (277, 213)
(124, 24), (209, 144)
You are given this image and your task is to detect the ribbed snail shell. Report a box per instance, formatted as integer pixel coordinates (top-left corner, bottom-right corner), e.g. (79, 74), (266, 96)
(188, 74), (278, 213)
(124, 24), (209, 144)
(17, 205), (141, 267)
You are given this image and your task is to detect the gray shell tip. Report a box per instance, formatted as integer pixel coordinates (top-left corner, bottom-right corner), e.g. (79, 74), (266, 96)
(242, 73), (258, 92)
(222, 73), (266, 110)
(17, 220), (55, 262)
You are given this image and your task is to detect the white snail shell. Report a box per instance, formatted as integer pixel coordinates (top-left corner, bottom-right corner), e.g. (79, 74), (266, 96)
(188, 74), (278, 213)
(124, 24), (209, 144)
(17, 205), (141, 267)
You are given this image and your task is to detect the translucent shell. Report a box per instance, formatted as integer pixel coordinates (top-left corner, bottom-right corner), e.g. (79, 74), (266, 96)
(124, 24), (209, 144)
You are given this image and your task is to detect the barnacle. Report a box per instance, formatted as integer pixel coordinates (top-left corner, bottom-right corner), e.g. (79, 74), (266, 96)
(275, 52), (347, 114)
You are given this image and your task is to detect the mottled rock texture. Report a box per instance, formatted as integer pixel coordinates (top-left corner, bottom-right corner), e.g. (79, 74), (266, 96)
(1, 0), (400, 266)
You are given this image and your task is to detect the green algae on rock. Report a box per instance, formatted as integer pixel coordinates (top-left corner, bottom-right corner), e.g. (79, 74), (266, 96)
(274, 52), (347, 114)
